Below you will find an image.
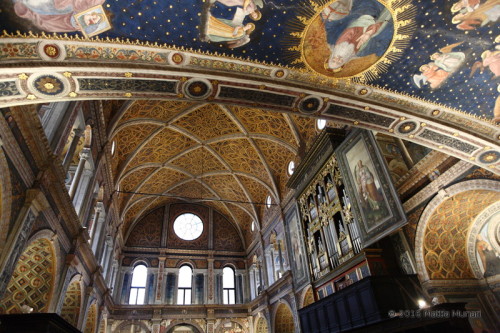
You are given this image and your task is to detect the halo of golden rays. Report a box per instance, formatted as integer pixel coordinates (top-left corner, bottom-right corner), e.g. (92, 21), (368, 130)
(283, 0), (416, 83)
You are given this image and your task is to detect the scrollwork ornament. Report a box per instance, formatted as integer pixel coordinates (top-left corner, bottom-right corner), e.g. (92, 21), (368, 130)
(334, 170), (342, 185)
(343, 205), (353, 224)
(319, 203), (329, 216)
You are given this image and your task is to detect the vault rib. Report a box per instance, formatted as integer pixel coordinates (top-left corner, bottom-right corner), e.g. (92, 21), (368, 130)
(222, 105), (280, 204)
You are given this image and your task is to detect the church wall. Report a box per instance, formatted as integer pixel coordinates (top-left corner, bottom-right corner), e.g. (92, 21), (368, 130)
(0, 101), (120, 332)
(0, 96), (499, 333)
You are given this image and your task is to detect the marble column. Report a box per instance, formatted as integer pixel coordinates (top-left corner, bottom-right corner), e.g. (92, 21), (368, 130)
(89, 204), (101, 241)
(91, 205), (105, 254)
(69, 148), (91, 199)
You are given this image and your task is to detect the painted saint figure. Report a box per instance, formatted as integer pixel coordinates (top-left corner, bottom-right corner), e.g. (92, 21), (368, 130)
(430, 52), (466, 73)
(413, 43), (466, 89)
(476, 235), (500, 278)
(323, 0), (393, 71)
(471, 49), (500, 78)
(12, 0), (105, 33)
(354, 160), (383, 211)
(200, 0), (263, 49)
(451, 0), (500, 30)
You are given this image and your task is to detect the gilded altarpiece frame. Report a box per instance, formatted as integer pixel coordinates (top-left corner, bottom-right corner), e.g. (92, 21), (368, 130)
(335, 129), (406, 247)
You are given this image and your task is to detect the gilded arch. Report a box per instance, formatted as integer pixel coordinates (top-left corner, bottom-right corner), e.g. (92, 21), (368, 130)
(114, 320), (151, 333)
(83, 301), (98, 333)
(130, 258), (151, 268)
(254, 315), (270, 333)
(0, 37), (497, 176)
(415, 180), (500, 282)
(0, 236), (56, 314)
(300, 286), (315, 309)
(163, 320), (205, 333)
(60, 275), (83, 327)
(273, 301), (295, 333)
(215, 319), (247, 333)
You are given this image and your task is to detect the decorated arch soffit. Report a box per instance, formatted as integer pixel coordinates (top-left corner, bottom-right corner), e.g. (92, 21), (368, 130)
(414, 179), (500, 282)
(0, 0), (498, 172)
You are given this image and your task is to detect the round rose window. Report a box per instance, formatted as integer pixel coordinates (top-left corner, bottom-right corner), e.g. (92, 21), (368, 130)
(173, 213), (203, 240)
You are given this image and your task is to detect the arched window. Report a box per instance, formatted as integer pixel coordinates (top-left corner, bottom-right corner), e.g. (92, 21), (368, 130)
(223, 266), (236, 304)
(129, 264), (147, 305)
(177, 265), (192, 305)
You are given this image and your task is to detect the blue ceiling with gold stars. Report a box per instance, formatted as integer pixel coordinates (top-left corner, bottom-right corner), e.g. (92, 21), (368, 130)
(1, 0), (498, 121)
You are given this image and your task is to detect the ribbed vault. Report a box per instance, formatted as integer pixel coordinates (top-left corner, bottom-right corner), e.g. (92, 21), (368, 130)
(110, 100), (329, 237)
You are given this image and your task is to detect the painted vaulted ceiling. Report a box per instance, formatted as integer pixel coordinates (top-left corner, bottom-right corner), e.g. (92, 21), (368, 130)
(1, 0), (498, 119)
(110, 100), (327, 238)
(0, 0), (499, 241)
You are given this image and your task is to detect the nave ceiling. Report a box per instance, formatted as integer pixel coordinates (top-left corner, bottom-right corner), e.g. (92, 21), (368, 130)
(110, 100), (326, 239)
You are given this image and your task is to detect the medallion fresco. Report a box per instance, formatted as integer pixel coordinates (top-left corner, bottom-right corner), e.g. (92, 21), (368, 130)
(0, 0), (499, 120)
(302, 0), (396, 79)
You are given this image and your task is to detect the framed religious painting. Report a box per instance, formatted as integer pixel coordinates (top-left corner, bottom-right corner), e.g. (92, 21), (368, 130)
(335, 129), (406, 247)
(284, 203), (310, 290)
(74, 5), (112, 38)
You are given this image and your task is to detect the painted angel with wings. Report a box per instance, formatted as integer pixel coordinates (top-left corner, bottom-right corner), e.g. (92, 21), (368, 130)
(413, 42), (466, 89)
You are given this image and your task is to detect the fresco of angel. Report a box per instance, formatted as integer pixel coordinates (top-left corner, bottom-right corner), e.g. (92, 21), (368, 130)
(413, 42), (466, 89)
(451, 0), (500, 30)
(200, 0), (264, 49)
(469, 37), (500, 122)
(470, 49), (500, 79)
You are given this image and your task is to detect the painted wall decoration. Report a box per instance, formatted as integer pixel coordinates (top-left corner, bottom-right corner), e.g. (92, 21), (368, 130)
(335, 129), (406, 247)
(412, 42), (466, 89)
(375, 135), (409, 183)
(284, 204), (309, 290)
(217, 321), (244, 333)
(10, 0), (110, 35)
(450, 0), (500, 31)
(200, 0), (264, 49)
(0, 0), (499, 120)
(475, 210), (500, 278)
(74, 5), (112, 38)
(125, 206), (163, 248)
